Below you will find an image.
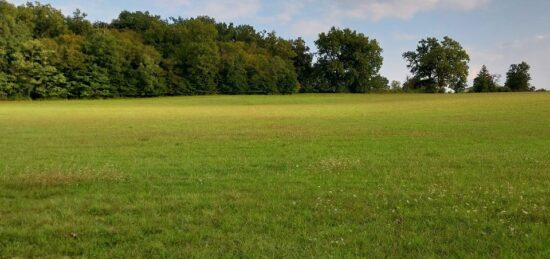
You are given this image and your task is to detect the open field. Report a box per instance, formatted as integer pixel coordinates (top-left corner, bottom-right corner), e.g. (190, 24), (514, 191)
(1, 93), (550, 257)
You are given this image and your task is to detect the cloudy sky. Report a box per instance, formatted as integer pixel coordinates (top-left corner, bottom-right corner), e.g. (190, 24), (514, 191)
(8, 0), (550, 88)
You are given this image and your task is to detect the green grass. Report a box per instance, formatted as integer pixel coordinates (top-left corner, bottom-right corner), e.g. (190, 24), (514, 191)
(1, 93), (549, 257)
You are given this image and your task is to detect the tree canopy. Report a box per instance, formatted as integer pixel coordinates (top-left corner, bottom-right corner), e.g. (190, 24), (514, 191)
(0, 1), (397, 99)
(473, 65), (498, 92)
(505, 62), (532, 92)
(314, 27), (386, 93)
(403, 37), (470, 93)
(0, 1), (540, 99)
(0, 1), (302, 99)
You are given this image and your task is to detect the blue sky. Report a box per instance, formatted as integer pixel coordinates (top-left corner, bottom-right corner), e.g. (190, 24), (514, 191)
(8, 0), (550, 88)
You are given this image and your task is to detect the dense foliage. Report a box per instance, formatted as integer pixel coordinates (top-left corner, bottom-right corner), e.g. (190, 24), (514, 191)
(472, 65), (499, 92)
(0, 1), (541, 99)
(313, 27), (386, 93)
(403, 37), (470, 93)
(0, 1), (391, 99)
(505, 62), (533, 92)
(470, 63), (533, 93)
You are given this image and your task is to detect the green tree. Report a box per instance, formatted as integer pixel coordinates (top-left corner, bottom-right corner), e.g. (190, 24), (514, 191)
(403, 37), (470, 92)
(271, 56), (299, 94)
(66, 9), (93, 35)
(1, 1), (421, 98)
(111, 30), (168, 96)
(82, 29), (167, 97)
(261, 31), (296, 63)
(46, 34), (116, 98)
(216, 23), (261, 43)
(82, 30), (124, 96)
(390, 80), (402, 90)
(218, 42), (248, 94)
(16, 2), (68, 38)
(314, 27), (384, 93)
(370, 75), (390, 91)
(0, 1), (32, 43)
(473, 65), (498, 92)
(111, 11), (169, 49)
(172, 18), (220, 94)
(9, 39), (67, 99)
(291, 38), (313, 92)
(247, 54), (276, 94)
(505, 62), (532, 92)
(0, 71), (16, 99)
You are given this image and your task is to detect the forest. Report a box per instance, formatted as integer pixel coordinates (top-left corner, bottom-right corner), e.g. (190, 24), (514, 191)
(0, 1), (539, 99)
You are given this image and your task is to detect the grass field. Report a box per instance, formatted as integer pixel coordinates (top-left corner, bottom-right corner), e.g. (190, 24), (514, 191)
(1, 93), (549, 257)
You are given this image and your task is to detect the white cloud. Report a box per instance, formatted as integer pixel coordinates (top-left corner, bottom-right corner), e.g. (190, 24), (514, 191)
(271, 1), (308, 24)
(150, 0), (261, 21)
(198, 0), (261, 21)
(331, 0), (490, 21)
(149, 0), (490, 32)
(291, 19), (336, 37)
(8, 0), (490, 27)
(152, 0), (192, 6)
(269, 0), (490, 40)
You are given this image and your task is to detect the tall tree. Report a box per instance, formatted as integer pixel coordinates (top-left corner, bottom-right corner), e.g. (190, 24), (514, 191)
(505, 62), (532, 92)
(0, 1), (32, 43)
(218, 42), (248, 94)
(66, 9), (93, 36)
(370, 75), (390, 91)
(261, 31), (296, 63)
(473, 65), (498, 92)
(15, 2), (68, 38)
(291, 38), (313, 92)
(111, 11), (168, 48)
(172, 18), (220, 94)
(314, 27), (384, 93)
(271, 56), (299, 94)
(11, 40), (67, 99)
(1, 0), (419, 99)
(403, 37), (470, 92)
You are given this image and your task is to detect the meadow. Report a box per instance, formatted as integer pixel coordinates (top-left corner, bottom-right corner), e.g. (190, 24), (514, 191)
(1, 93), (549, 257)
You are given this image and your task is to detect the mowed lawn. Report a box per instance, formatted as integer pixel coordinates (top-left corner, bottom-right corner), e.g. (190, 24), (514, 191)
(1, 93), (549, 257)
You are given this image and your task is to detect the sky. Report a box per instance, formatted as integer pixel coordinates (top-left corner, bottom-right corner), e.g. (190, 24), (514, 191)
(8, 0), (550, 88)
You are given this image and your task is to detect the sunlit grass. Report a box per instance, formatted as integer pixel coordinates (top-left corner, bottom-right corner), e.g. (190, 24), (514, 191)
(1, 93), (549, 257)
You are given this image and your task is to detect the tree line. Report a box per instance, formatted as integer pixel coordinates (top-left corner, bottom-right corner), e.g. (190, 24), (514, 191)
(0, 1), (541, 99)
(471, 62), (537, 92)
(400, 37), (537, 93)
